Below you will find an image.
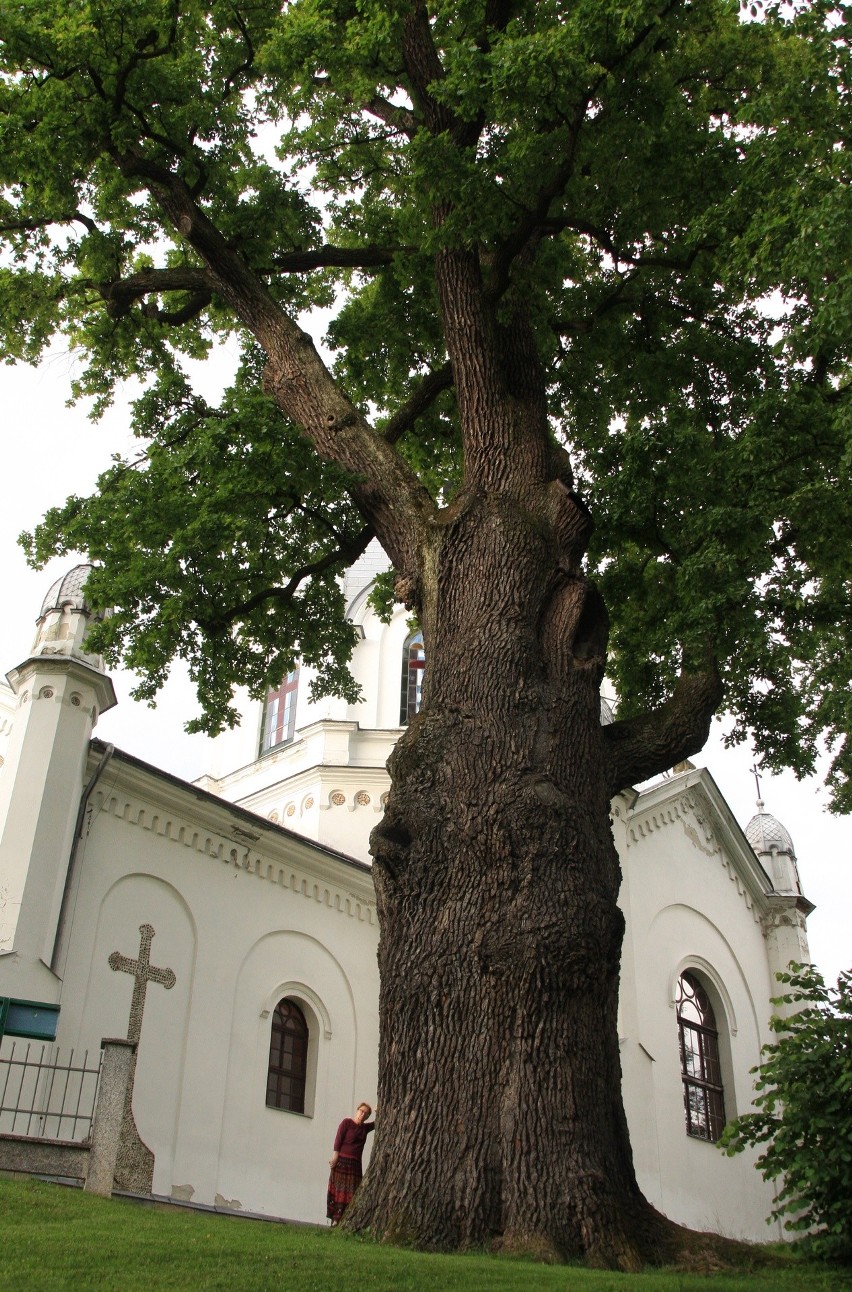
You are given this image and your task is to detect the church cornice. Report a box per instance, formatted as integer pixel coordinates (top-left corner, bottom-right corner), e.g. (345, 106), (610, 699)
(624, 768), (777, 923)
(199, 720), (400, 798)
(237, 765), (391, 821)
(86, 741), (377, 924)
(6, 654), (117, 716)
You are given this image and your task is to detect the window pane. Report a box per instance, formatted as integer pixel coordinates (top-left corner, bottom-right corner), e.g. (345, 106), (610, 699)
(400, 633), (425, 725)
(266, 998), (309, 1114)
(677, 973), (726, 1142)
(261, 670), (299, 752)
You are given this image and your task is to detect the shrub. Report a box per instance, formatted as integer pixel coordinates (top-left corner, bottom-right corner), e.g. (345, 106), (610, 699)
(720, 963), (852, 1261)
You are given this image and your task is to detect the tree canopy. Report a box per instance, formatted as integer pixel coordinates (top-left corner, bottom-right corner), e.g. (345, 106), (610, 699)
(1, 0), (849, 802)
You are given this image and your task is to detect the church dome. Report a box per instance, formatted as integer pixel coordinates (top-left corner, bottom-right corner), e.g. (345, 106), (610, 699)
(39, 564), (95, 619)
(745, 811), (796, 859)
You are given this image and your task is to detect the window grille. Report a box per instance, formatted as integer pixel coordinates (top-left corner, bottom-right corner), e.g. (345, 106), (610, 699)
(266, 999), (309, 1114)
(677, 972), (726, 1142)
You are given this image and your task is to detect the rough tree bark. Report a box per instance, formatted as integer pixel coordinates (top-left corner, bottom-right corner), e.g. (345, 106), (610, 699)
(337, 242), (656, 1265)
(357, 514), (648, 1265)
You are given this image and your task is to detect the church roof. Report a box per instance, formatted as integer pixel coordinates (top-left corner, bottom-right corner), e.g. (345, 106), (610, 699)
(39, 563), (95, 618)
(745, 809), (796, 859)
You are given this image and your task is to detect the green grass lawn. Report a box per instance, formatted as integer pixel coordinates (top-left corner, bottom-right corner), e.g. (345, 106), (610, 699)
(0, 1179), (848, 1292)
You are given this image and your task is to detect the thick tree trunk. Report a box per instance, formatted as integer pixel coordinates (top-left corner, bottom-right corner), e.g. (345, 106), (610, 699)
(346, 495), (667, 1269)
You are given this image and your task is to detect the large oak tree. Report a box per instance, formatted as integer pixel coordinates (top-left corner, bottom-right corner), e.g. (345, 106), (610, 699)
(1, 0), (849, 1268)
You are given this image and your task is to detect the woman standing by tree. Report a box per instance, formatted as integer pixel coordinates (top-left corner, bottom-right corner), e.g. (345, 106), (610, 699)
(327, 1103), (376, 1226)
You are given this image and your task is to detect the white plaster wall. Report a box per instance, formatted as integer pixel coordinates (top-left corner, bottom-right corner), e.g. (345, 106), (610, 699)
(213, 928), (377, 1220)
(0, 680), (14, 772)
(617, 780), (781, 1240)
(75, 872), (198, 1192)
(51, 755), (380, 1223)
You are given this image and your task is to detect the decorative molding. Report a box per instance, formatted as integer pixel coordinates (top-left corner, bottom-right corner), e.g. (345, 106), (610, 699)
(319, 786), (387, 813)
(670, 955), (739, 1036)
(91, 787), (376, 925)
(628, 783), (765, 925)
(628, 792), (703, 845)
(6, 655), (116, 714)
(262, 981), (333, 1041)
(759, 906), (808, 937)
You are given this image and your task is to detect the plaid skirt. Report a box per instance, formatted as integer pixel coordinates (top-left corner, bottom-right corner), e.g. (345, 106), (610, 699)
(327, 1155), (363, 1221)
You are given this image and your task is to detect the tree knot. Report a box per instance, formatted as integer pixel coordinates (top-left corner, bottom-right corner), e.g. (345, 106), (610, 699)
(393, 570), (420, 610)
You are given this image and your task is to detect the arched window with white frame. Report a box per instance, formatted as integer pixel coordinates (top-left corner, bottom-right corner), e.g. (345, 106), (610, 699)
(266, 997), (309, 1113)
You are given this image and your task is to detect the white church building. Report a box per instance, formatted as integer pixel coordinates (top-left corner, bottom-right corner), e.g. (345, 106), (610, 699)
(0, 554), (813, 1239)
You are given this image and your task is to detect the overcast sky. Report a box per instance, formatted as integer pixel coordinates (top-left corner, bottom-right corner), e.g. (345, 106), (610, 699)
(1, 349), (848, 987)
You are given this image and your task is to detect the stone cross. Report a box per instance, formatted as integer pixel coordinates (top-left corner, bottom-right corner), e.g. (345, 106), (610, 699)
(109, 923), (176, 1045)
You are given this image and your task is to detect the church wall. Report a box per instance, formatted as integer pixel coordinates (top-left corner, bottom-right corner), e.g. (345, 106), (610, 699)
(0, 680), (14, 769)
(51, 749), (379, 1223)
(615, 774), (782, 1241)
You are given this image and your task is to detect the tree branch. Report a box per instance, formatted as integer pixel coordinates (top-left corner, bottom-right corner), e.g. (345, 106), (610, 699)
(601, 662), (723, 797)
(99, 267), (215, 319)
(541, 217), (711, 274)
(112, 11), (180, 113)
(96, 247), (406, 325)
(0, 210), (97, 234)
(266, 244), (411, 273)
(382, 361), (454, 444)
(364, 95), (417, 138)
(491, 0), (686, 287)
(114, 150), (436, 576)
(204, 525), (374, 629)
(142, 290), (212, 327)
(401, 3), (453, 136)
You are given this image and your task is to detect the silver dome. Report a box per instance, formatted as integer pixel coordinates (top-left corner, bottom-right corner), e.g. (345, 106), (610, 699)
(745, 811), (796, 859)
(39, 564), (95, 618)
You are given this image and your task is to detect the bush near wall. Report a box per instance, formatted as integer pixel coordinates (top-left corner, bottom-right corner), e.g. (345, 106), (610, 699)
(720, 964), (852, 1262)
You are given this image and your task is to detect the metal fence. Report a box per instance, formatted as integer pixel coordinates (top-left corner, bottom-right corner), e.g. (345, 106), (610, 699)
(0, 1040), (101, 1142)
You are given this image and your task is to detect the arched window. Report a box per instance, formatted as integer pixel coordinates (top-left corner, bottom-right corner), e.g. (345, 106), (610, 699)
(266, 998), (309, 1113)
(677, 971), (726, 1141)
(260, 669), (299, 753)
(400, 631), (425, 725)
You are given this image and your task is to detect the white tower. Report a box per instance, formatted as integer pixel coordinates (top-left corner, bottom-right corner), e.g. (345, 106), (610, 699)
(747, 798), (814, 1001)
(0, 566), (116, 996)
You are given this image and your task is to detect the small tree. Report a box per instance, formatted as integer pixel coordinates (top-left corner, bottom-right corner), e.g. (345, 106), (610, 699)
(720, 964), (852, 1261)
